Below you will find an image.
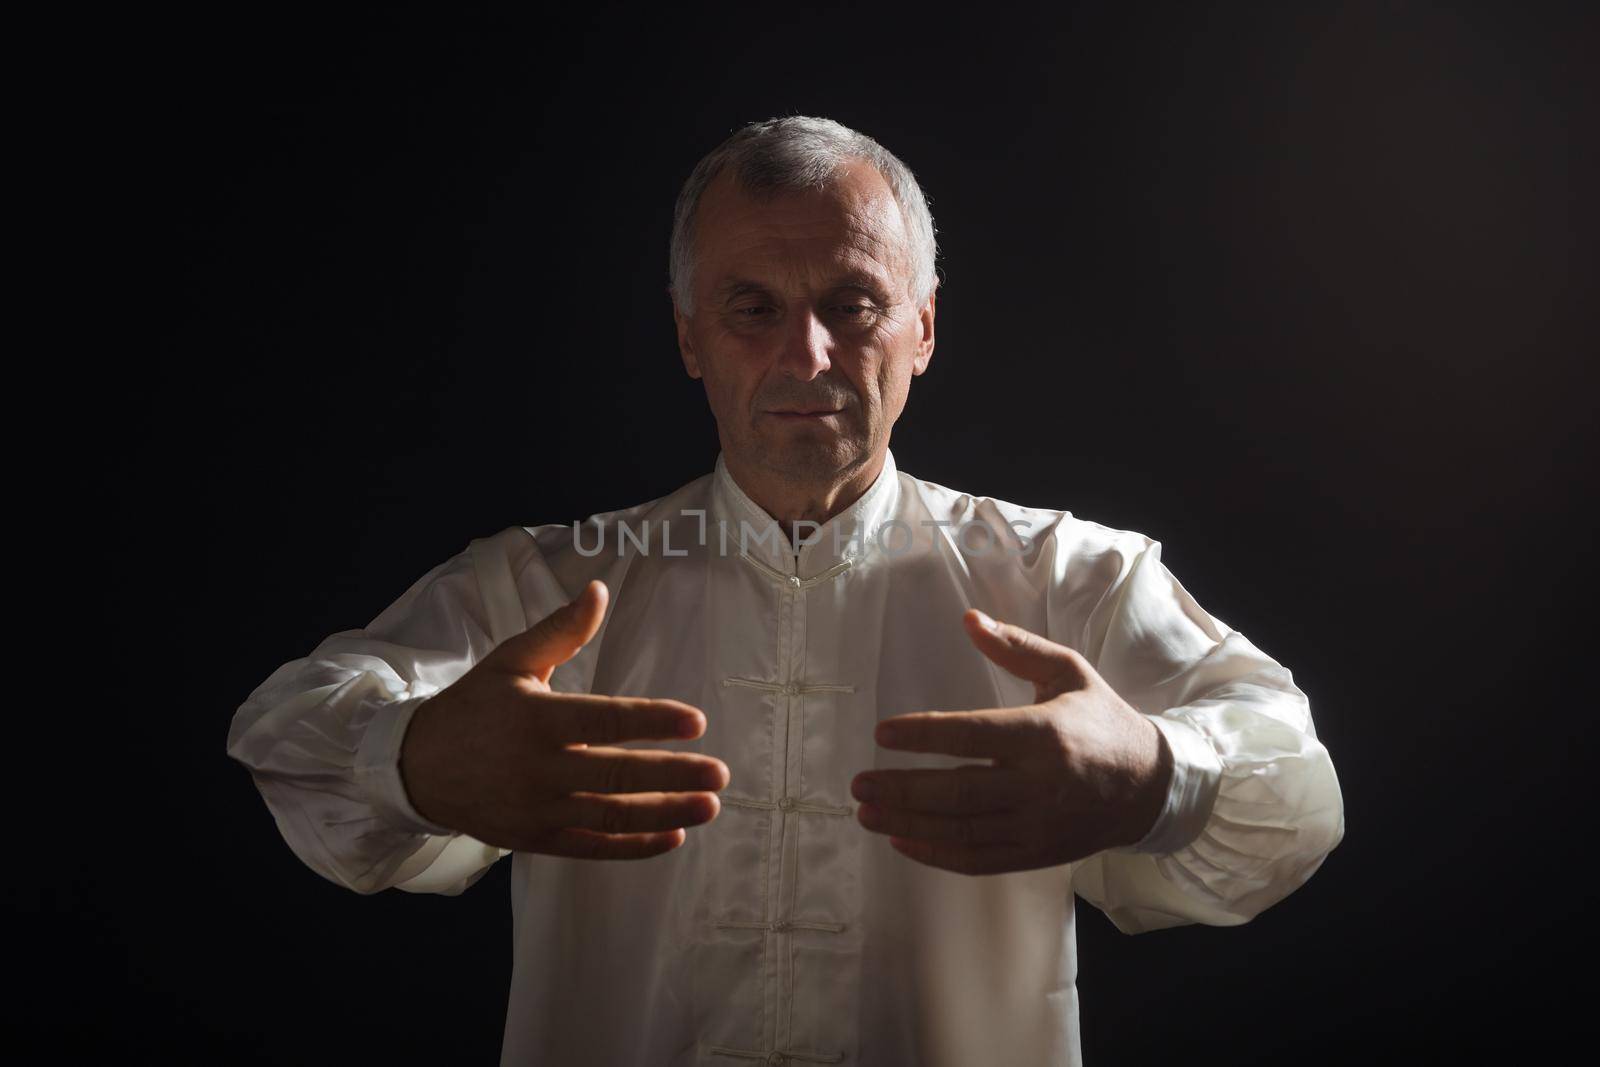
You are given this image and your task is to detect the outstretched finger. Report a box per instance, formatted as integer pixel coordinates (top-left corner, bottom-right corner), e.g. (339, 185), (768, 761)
(874, 707), (1042, 761)
(851, 764), (1032, 815)
(534, 692), (707, 746)
(527, 827), (688, 861)
(856, 802), (1023, 846)
(553, 790), (722, 836)
(493, 581), (609, 684)
(962, 609), (1090, 699)
(545, 746), (730, 796)
(886, 836), (1050, 876)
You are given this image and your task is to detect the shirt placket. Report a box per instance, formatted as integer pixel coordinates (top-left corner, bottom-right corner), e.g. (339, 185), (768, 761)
(707, 549), (855, 1066)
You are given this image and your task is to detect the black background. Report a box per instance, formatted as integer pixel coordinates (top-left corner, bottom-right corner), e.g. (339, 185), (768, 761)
(94, 1), (1598, 1062)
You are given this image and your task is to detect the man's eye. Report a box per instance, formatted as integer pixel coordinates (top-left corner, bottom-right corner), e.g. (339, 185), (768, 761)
(732, 304), (875, 320)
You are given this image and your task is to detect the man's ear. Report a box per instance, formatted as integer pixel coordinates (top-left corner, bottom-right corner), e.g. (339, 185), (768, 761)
(671, 289), (702, 380)
(911, 289), (936, 376)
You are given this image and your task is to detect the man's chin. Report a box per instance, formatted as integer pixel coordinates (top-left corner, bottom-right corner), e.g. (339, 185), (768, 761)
(751, 433), (865, 483)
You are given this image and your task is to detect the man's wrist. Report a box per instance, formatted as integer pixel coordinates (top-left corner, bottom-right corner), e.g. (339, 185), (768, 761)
(1120, 715), (1173, 848)
(1117, 715), (1224, 855)
(354, 692), (458, 837)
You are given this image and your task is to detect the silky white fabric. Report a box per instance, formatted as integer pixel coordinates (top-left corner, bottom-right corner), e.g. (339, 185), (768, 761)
(227, 449), (1344, 1066)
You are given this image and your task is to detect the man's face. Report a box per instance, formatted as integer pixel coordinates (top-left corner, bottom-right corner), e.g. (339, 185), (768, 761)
(673, 160), (935, 492)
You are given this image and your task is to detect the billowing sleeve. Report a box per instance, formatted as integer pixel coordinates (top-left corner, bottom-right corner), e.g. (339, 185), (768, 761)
(226, 537), (519, 897)
(1067, 538), (1345, 933)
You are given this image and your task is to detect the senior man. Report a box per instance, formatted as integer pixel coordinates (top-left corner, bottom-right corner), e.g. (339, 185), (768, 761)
(228, 115), (1344, 1066)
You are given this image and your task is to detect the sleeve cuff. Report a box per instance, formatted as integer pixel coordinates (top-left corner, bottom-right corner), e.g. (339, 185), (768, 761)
(1118, 714), (1224, 856)
(353, 693), (460, 838)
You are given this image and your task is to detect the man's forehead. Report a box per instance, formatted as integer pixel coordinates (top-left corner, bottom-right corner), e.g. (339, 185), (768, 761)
(697, 165), (911, 297)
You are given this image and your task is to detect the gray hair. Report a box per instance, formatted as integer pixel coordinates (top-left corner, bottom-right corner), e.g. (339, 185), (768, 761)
(668, 115), (940, 317)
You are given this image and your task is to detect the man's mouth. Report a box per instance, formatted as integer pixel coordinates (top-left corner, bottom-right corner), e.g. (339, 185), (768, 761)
(766, 409), (842, 419)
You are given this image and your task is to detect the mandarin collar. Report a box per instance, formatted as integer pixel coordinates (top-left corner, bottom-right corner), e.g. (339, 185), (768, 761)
(710, 449), (902, 580)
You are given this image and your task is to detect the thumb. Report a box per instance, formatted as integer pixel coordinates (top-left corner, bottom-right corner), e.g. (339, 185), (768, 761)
(962, 608), (1089, 701)
(493, 580), (609, 684)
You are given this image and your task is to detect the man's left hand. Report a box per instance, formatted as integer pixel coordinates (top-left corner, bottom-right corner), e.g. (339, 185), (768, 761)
(852, 609), (1173, 876)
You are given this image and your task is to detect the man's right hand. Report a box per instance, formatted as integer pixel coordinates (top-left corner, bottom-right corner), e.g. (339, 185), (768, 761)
(399, 579), (727, 860)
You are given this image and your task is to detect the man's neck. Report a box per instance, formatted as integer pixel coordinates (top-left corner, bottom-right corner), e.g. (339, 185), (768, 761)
(725, 451), (886, 548)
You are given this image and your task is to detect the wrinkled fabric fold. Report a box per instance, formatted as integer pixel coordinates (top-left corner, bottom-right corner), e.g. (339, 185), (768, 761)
(227, 548), (507, 895)
(1075, 542), (1345, 933)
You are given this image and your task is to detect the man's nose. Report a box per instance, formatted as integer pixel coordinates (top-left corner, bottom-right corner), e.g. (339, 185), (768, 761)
(775, 308), (833, 381)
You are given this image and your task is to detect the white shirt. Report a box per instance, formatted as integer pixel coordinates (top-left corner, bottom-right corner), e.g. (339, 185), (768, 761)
(227, 449), (1344, 1066)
